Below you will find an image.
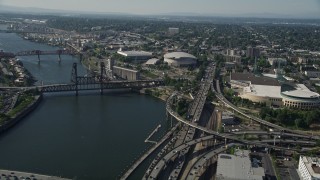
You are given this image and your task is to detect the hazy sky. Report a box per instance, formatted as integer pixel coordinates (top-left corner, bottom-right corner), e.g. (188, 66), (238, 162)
(1, 0), (320, 16)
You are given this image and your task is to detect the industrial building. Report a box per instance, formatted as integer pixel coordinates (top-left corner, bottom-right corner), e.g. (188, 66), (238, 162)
(164, 52), (197, 67)
(298, 156), (320, 180)
(117, 50), (153, 62)
(113, 66), (139, 81)
(216, 150), (265, 180)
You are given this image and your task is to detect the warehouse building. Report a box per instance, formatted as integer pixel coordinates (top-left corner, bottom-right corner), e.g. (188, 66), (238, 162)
(113, 66), (139, 81)
(216, 150), (265, 180)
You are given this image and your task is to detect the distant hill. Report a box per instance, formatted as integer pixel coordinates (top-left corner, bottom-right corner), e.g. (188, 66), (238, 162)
(0, 5), (319, 19)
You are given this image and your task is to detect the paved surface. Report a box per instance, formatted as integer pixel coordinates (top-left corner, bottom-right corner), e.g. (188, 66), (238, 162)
(185, 144), (234, 180)
(0, 169), (70, 180)
(120, 122), (180, 180)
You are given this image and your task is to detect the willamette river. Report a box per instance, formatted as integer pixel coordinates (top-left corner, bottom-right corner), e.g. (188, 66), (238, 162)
(0, 25), (168, 179)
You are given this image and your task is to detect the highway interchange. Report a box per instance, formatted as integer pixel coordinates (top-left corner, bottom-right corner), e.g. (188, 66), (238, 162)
(122, 62), (319, 180)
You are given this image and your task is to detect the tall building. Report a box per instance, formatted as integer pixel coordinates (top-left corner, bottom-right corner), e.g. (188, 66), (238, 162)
(298, 156), (320, 180)
(105, 59), (114, 79)
(247, 47), (260, 59)
(227, 49), (238, 56)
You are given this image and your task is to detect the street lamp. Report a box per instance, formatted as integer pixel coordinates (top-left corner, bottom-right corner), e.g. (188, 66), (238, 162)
(274, 135), (281, 146)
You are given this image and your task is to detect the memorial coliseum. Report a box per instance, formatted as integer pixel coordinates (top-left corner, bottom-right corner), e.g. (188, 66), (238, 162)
(164, 52), (197, 67)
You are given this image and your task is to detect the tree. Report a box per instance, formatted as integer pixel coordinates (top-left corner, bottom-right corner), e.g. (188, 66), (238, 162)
(295, 119), (307, 129)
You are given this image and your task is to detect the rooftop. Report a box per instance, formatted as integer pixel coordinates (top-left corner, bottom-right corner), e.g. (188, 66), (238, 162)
(113, 66), (138, 73)
(117, 50), (153, 57)
(231, 73), (280, 86)
(301, 156), (320, 178)
(216, 150), (264, 180)
(282, 84), (320, 99)
(243, 85), (282, 98)
(145, 58), (160, 65)
(164, 52), (197, 59)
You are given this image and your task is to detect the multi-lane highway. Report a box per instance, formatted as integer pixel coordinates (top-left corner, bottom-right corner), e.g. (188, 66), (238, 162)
(214, 80), (320, 140)
(141, 61), (319, 180)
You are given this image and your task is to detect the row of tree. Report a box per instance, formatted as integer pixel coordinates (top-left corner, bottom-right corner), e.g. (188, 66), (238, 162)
(260, 107), (320, 129)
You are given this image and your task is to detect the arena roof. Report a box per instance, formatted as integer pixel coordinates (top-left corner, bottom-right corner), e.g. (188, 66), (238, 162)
(164, 52), (197, 60)
(281, 84), (320, 99)
(243, 85), (282, 98)
(282, 90), (320, 99)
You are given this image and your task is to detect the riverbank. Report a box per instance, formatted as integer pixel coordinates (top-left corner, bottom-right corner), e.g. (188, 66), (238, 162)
(139, 87), (172, 102)
(0, 94), (42, 134)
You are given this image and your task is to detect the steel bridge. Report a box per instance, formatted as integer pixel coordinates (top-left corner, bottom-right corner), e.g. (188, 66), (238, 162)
(0, 48), (81, 62)
(36, 80), (164, 94)
(0, 62), (164, 95)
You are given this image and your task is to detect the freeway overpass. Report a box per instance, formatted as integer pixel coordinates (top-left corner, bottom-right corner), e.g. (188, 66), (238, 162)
(213, 80), (320, 140)
(165, 92), (316, 149)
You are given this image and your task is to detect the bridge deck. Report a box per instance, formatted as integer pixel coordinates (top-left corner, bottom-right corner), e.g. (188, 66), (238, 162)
(0, 169), (70, 180)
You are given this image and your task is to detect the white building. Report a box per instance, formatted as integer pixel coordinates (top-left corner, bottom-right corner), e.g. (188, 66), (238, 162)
(230, 73), (320, 109)
(298, 156), (320, 180)
(281, 84), (320, 109)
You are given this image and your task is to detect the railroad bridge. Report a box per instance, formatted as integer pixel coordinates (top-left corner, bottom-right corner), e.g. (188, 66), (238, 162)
(0, 45), (82, 63)
(0, 62), (164, 95)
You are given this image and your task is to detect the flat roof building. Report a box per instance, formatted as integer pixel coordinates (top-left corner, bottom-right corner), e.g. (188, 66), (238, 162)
(216, 150), (265, 180)
(113, 66), (139, 81)
(230, 73), (280, 87)
(298, 156), (320, 180)
(145, 58), (160, 66)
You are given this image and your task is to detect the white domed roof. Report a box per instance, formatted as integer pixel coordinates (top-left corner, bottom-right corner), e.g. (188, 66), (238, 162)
(164, 52), (196, 60)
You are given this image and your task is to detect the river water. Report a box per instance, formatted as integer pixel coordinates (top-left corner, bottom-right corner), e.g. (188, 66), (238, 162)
(0, 29), (168, 179)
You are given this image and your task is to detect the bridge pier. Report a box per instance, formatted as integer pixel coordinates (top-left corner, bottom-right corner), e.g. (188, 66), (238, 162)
(58, 54), (61, 64)
(79, 54), (83, 62)
(100, 86), (103, 95)
(37, 54), (40, 63)
(71, 63), (79, 96)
